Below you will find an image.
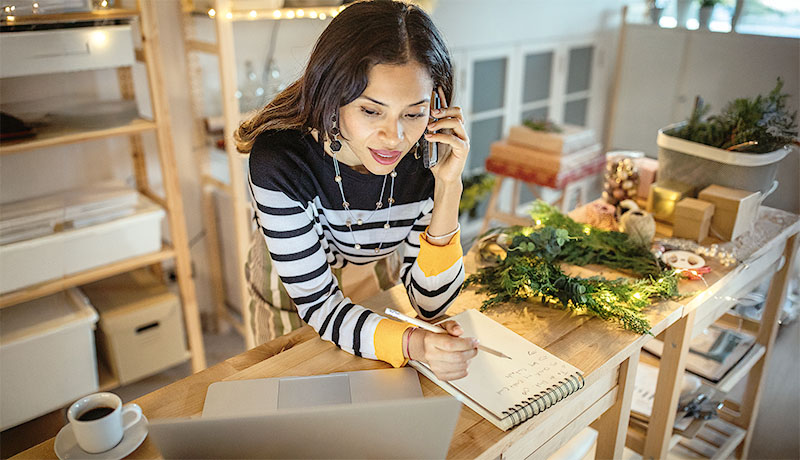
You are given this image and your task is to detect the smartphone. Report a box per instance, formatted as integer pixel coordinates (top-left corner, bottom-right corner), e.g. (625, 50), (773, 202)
(423, 90), (442, 169)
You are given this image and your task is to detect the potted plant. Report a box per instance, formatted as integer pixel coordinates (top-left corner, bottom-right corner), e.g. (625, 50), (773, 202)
(459, 173), (495, 220)
(697, 0), (722, 29)
(656, 78), (797, 197)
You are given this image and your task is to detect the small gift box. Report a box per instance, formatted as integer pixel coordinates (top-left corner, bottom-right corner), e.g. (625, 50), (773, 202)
(673, 198), (715, 243)
(647, 180), (695, 223)
(634, 157), (659, 200)
(698, 185), (760, 241)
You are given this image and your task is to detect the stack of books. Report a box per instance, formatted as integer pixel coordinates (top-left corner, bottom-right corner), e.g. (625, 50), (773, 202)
(486, 124), (604, 189)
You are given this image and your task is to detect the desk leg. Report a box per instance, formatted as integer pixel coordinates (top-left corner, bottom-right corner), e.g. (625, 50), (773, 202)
(595, 350), (639, 460)
(643, 309), (696, 460)
(735, 233), (798, 459)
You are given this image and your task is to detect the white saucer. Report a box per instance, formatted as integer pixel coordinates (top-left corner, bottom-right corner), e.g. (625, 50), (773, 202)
(54, 413), (149, 460)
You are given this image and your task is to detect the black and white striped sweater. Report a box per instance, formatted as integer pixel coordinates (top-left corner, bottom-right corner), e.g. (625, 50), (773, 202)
(248, 129), (464, 367)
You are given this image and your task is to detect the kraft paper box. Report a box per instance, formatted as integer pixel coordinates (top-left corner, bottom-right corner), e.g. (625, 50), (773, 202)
(698, 185), (760, 241)
(673, 198), (715, 243)
(647, 180), (695, 223)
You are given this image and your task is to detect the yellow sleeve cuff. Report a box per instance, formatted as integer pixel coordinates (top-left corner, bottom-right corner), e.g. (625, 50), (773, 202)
(417, 228), (463, 277)
(374, 318), (414, 368)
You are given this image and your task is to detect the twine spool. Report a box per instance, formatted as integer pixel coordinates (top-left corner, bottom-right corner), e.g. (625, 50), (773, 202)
(620, 210), (656, 247)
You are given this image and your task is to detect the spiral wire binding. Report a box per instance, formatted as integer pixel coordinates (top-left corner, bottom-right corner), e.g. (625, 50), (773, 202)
(501, 372), (585, 428)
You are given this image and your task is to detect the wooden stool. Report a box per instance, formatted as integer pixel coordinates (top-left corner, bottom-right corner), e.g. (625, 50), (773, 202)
(480, 154), (605, 234)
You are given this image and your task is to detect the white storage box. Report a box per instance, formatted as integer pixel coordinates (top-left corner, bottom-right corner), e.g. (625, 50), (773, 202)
(0, 24), (135, 79)
(0, 288), (99, 430)
(0, 194), (165, 294)
(81, 270), (188, 385)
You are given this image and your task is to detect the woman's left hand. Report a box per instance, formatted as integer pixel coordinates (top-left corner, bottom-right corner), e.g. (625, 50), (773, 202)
(425, 87), (470, 185)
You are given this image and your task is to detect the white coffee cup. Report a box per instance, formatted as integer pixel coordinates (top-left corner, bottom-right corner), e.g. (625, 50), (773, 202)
(67, 392), (143, 453)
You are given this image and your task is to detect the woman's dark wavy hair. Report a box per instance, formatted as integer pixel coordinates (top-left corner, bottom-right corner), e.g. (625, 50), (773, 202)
(235, 0), (453, 154)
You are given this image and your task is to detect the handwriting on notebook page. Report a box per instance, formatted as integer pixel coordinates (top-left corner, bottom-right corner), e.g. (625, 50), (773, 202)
(495, 353), (573, 397)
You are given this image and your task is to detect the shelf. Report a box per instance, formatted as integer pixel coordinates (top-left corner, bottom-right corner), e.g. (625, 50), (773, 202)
(97, 357), (120, 392)
(0, 9), (138, 27)
(0, 108), (156, 155)
(0, 246), (175, 308)
(642, 319), (766, 396)
(626, 416), (689, 455)
(669, 418), (746, 459)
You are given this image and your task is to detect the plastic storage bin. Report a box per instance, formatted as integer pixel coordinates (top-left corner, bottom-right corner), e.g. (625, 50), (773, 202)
(0, 195), (165, 294)
(656, 123), (790, 197)
(0, 289), (99, 430)
(0, 24), (134, 79)
(81, 270), (188, 385)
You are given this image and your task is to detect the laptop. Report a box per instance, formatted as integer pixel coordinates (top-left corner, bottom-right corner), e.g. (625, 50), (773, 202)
(149, 369), (462, 459)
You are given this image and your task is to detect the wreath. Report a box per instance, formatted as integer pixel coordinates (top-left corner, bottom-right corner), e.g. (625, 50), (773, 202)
(465, 201), (681, 334)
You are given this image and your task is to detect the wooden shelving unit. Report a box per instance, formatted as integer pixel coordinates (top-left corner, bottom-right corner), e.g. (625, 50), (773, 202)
(629, 212), (800, 459)
(625, 321), (766, 458)
(179, 1), (351, 348)
(0, 2), (207, 377)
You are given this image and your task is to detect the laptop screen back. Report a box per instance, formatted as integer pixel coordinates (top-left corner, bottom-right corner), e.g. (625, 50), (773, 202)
(149, 396), (461, 459)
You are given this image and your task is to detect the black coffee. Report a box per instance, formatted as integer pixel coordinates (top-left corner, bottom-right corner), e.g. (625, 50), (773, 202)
(77, 406), (115, 421)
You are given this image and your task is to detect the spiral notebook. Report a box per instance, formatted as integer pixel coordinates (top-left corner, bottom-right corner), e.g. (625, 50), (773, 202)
(409, 309), (584, 431)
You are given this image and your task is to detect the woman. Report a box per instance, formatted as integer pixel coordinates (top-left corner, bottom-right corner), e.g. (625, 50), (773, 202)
(237, 0), (474, 381)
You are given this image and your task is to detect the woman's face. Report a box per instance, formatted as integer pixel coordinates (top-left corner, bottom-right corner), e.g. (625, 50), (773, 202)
(337, 61), (434, 175)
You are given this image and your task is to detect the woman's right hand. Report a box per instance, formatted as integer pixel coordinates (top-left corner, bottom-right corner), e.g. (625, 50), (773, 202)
(405, 321), (478, 381)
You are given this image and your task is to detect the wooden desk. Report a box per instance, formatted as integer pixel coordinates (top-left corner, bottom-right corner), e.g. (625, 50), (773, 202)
(636, 208), (800, 459)
(15, 248), (686, 460)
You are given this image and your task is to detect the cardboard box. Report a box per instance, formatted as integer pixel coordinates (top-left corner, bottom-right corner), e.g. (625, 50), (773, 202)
(81, 270), (188, 385)
(673, 198), (715, 243)
(698, 185), (760, 241)
(646, 180), (695, 223)
(0, 289), (98, 430)
(507, 124), (596, 154)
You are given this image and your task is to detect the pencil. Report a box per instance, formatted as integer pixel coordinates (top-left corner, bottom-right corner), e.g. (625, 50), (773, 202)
(385, 308), (512, 360)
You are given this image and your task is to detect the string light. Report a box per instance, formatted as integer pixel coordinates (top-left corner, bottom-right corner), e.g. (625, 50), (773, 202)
(100, 0), (108, 7)
(204, 6), (349, 22)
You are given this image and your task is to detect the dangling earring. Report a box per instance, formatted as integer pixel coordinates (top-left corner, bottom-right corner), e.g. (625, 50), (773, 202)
(330, 113), (342, 152)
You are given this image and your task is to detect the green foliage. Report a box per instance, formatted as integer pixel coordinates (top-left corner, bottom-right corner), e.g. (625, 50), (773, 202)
(465, 201), (680, 334)
(459, 173), (496, 218)
(669, 78), (798, 153)
(698, 0), (723, 8)
(522, 118), (563, 133)
(528, 201), (664, 277)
